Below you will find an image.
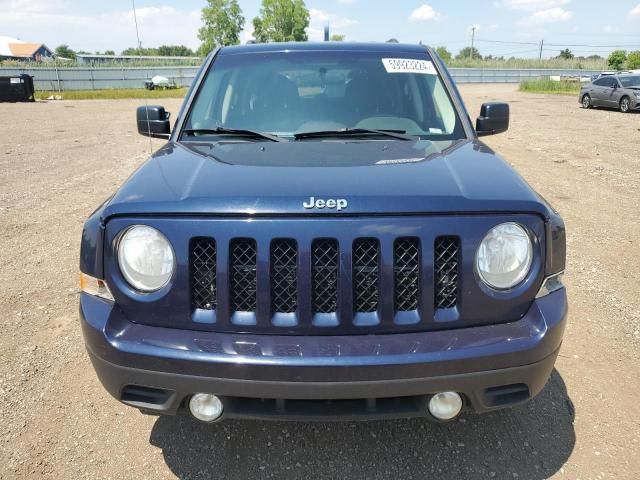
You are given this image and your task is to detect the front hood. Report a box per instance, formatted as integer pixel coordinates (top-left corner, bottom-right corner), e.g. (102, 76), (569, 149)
(103, 139), (550, 219)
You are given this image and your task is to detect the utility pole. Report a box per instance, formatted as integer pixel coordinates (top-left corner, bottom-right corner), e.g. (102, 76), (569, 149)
(538, 39), (544, 61)
(470, 26), (476, 60)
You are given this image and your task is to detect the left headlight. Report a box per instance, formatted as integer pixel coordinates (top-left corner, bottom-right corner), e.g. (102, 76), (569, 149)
(117, 225), (175, 292)
(476, 222), (533, 290)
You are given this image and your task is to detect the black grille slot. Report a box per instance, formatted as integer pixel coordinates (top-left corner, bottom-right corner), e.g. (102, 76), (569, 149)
(190, 238), (217, 310)
(231, 239), (257, 312)
(312, 239), (339, 314)
(394, 238), (420, 311)
(353, 239), (380, 313)
(435, 237), (459, 309)
(271, 240), (298, 313)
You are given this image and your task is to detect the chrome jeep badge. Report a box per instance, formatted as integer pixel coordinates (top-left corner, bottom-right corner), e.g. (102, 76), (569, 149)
(303, 197), (348, 211)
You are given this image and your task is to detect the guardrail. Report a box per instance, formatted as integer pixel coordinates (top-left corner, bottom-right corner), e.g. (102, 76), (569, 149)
(0, 66), (601, 91)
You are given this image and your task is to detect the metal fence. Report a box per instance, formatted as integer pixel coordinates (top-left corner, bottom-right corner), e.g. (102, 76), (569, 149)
(449, 68), (600, 83)
(0, 66), (601, 91)
(0, 66), (198, 91)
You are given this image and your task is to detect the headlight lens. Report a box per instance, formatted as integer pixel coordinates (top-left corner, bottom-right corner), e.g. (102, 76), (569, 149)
(117, 225), (175, 292)
(476, 223), (533, 290)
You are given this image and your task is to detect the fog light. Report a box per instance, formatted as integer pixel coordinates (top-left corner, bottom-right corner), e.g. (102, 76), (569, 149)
(189, 393), (223, 422)
(428, 392), (463, 420)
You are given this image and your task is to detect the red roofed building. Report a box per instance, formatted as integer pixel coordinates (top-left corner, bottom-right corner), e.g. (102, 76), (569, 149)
(0, 36), (54, 62)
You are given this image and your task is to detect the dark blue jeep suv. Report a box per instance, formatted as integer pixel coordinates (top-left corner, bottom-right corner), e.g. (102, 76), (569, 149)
(80, 42), (567, 423)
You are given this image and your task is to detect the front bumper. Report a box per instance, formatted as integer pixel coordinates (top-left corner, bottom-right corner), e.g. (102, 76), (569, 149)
(81, 289), (567, 420)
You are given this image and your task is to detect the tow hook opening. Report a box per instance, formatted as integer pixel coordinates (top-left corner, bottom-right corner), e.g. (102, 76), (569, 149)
(484, 383), (530, 407)
(121, 385), (172, 409)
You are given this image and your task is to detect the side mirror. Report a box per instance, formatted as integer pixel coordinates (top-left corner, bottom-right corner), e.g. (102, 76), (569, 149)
(137, 105), (171, 138)
(476, 102), (509, 137)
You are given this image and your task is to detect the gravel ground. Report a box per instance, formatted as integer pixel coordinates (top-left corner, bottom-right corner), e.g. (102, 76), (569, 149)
(0, 84), (639, 479)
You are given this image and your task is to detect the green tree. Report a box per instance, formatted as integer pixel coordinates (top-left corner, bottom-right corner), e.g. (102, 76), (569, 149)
(557, 48), (574, 60)
(54, 44), (76, 60)
(121, 47), (158, 56)
(435, 46), (452, 63)
(607, 50), (627, 70)
(625, 50), (640, 70)
(456, 46), (481, 60)
(252, 0), (309, 43)
(157, 45), (195, 56)
(198, 0), (245, 55)
(330, 34), (345, 42)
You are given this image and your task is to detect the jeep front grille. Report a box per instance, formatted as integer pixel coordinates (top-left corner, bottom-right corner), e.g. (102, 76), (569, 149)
(189, 234), (461, 332)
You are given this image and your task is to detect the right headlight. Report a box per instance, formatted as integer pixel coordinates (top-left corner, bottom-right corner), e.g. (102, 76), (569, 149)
(117, 225), (175, 292)
(476, 222), (533, 290)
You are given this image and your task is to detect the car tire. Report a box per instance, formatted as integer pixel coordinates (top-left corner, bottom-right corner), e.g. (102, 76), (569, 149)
(581, 94), (591, 109)
(619, 96), (630, 113)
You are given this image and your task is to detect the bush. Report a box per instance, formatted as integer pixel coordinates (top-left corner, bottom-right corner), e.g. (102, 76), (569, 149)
(519, 78), (581, 95)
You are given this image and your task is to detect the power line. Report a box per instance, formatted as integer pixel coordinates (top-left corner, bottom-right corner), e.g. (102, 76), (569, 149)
(545, 42), (640, 47)
(476, 38), (640, 49)
(476, 38), (540, 46)
(488, 48), (543, 57)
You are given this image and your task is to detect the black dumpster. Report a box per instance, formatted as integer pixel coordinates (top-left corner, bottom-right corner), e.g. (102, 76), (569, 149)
(0, 74), (35, 102)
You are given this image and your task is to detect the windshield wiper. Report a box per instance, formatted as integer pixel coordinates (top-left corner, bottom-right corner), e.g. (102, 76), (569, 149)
(182, 127), (287, 142)
(294, 128), (416, 141)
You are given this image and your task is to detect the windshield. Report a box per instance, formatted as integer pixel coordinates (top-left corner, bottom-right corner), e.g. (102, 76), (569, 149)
(184, 50), (465, 140)
(619, 76), (640, 88)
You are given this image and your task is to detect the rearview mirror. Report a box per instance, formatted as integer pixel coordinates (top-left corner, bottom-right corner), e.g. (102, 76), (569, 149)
(476, 102), (509, 137)
(137, 105), (171, 138)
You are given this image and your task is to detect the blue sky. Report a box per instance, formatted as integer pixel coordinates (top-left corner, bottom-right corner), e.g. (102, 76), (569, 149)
(1, 0), (639, 57)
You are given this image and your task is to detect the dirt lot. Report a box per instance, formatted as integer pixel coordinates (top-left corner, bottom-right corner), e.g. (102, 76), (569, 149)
(0, 84), (639, 479)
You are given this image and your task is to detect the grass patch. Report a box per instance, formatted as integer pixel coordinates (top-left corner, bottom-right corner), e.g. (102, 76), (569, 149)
(519, 78), (581, 96)
(35, 88), (188, 101)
